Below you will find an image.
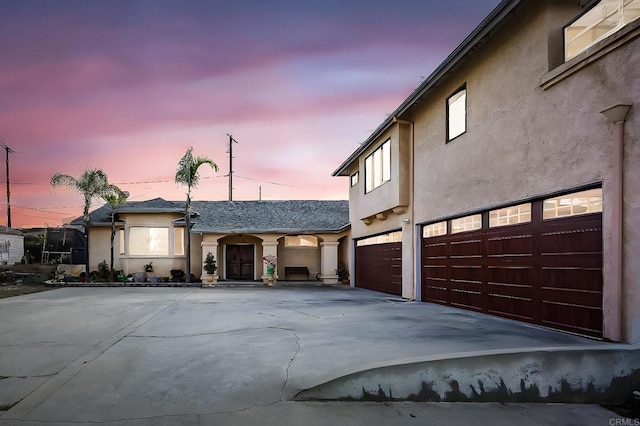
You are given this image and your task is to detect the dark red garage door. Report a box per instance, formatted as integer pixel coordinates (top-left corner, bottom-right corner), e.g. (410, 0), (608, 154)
(422, 191), (603, 338)
(356, 233), (402, 296)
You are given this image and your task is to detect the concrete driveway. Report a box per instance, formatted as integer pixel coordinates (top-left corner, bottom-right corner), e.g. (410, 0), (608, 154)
(0, 285), (627, 425)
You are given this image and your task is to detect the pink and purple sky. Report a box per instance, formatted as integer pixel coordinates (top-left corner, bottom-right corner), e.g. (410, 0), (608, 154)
(1, 0), (499, 228)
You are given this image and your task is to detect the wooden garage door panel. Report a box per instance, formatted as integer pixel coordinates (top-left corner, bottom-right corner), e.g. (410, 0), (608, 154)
(541, 267), (602, 292)
(356, 242), (402, 296)
(487, 266), (534, 286)
(422, 198), (603, 338)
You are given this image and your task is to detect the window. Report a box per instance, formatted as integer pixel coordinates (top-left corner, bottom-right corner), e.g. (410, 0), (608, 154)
(450, 214), (481, 234)
(119, 230), (125, 255)
(129, 227), (169, 255)
(174, 228), (185, 255)
(350, 172), (359, 187)
(565, 0), (640, 60)
(365, 139), (391, 193)
(447, 84), (467, 141)
(423, 221), (447, 238)
(543, 188), (602, 219)
(284, 235), (318, 247)
(489, 203), (532, 227)
(356, 231), (402, 247)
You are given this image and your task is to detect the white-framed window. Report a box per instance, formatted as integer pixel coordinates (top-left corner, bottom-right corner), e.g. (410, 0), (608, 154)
(543, 188), (603, 219)
(364, 139), (391, 193)
(284, 235), (318, 247)
(447, 84), (467, 141)
(489, 203), (532, 227)
(174, 228), (185, 255)
(565, 0), (640, 60)
(350, 171), (359, 187)
(119, 230), (125, 255)
(356, 230), (402, 247)
(450, 214), (481, 234)
(128, 227), (170, 256)
(423, 221), (447, 238)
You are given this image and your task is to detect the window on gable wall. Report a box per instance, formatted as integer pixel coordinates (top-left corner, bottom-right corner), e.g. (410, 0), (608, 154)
(364, 139), (391, 193)
(565, 0), (640, 60)
(350, 171), (359, 187)
(447, 84), (467, 141)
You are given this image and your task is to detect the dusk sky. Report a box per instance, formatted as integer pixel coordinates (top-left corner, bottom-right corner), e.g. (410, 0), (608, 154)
(1, 0), (500, 228)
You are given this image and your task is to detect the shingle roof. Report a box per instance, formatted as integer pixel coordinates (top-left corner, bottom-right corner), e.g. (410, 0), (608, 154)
(189, 200), (349, 234)
(76, 198), (350, 234)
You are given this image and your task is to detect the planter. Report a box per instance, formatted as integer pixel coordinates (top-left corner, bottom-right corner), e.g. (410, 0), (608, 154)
(202, 273), (218, 287)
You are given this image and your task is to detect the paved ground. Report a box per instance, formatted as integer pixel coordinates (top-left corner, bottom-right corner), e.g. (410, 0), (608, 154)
(0, 284), (629, 425)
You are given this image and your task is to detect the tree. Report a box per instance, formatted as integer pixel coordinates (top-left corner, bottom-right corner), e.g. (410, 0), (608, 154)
(102, 187), (129, 281)
(175, 147), (218, 284)
(50, 168), (125, 277)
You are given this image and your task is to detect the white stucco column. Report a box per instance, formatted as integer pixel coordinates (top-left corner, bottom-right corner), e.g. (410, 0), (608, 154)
(320, 241), (340, 284)
(600, 103), (632, 342)
(261, 240), (279, 285)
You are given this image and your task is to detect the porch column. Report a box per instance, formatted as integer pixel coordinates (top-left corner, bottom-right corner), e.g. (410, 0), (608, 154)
(320, 241), (340, 284)
(261, 240), (279, 285)
(200, 241), (219, 283)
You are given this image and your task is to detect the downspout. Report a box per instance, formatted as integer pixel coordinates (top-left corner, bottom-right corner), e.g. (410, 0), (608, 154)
(599, 103), (632, 342)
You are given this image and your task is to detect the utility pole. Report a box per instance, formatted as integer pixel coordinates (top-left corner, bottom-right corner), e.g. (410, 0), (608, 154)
(226, 134), (238, 201)
(1, 143), (14, 228)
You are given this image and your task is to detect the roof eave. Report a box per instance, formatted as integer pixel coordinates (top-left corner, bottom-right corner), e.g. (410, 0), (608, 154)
(331, 0), (522, 177)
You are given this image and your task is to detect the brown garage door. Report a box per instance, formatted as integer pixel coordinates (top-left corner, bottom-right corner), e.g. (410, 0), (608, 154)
(356, 235), (402, 296)
(422, 193), (603, 338)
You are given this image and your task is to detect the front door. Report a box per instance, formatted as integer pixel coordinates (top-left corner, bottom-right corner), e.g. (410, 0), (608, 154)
(226, 245), (254, 280)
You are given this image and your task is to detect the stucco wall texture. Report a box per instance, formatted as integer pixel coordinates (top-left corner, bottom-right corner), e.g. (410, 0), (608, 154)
(406, 4), (639, 342)
(342, 1), (639, 342)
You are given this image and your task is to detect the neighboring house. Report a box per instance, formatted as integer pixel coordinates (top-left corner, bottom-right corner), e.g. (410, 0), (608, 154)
(333, 0), (639, 343)
(0, 227), (24, 265)
(74, 198), (350, 284)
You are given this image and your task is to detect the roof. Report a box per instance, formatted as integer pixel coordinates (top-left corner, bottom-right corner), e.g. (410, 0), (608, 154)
(77, 199), (350, 234)
(189, 200), (350, 234)
(332, 0), (522, 176)
(71, 198), (184, 226)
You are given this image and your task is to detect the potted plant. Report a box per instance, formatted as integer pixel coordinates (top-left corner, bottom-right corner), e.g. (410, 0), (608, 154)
(262, 254), (277, 286)
(202, 251), (218, 286)
(144, 262), (153, 282)
(338, 262), (350, 285)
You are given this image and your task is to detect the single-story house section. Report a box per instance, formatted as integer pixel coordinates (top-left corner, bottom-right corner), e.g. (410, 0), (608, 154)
(73, 198), (351, 284)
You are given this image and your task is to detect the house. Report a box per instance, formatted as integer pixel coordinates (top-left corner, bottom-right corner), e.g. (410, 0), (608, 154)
(74, 198), (350, 284)
(333, 0), (639, 343)
(0, 227), (24, 265)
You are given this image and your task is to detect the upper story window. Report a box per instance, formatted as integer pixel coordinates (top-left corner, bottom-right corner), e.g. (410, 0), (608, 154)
(446, 84), (467, 141)
(350, 171), (359, 187)
(364, 139), (391, 193)
(565, 0), (640, 60)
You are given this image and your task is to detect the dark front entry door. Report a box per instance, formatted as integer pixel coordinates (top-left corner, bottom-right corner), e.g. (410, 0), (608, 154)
(226, 245), (254, 280)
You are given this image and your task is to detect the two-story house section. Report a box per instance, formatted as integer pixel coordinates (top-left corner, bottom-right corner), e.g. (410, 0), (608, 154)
(333, 0), (639, 343)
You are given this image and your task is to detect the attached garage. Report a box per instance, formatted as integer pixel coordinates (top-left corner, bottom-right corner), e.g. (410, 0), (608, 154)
(355, 231), (402, 296)
(422, 188), (603, 338)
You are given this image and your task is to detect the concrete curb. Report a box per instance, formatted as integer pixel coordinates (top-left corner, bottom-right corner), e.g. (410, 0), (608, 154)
(294, 345), (640, 404)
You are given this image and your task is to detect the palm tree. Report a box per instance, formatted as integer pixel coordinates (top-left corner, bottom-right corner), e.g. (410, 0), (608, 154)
(102, 187), (129, 281)
(50, 168), (124, 278)
(175, 147), (218, 284)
